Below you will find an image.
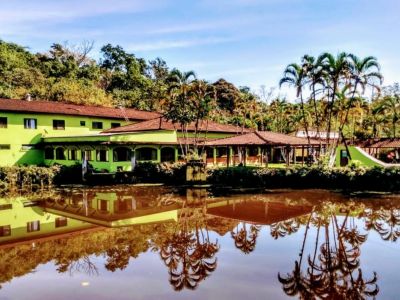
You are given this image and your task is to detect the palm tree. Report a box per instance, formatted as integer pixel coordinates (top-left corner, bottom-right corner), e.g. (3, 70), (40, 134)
(318, 52), (350, 145)
(280, 63), (311, 145)
(302, 54), (326, 138)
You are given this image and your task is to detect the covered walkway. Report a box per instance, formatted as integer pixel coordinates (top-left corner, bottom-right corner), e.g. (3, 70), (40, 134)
(205, 131), (325, 167)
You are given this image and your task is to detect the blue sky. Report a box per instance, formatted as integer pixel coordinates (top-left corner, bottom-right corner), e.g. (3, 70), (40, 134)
(0, 0), (399, 99)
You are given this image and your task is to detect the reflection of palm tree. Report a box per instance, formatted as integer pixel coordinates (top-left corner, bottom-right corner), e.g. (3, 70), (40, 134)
(270, 219), (300, 240)
(231, 223), (261, 254)
(365, 207), (400, 242)
(160, 199), (219, 291)
(278, 202), (379, 299)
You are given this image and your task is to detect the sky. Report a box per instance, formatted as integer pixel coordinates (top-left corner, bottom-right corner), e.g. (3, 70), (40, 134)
(0, 0), (399, 99)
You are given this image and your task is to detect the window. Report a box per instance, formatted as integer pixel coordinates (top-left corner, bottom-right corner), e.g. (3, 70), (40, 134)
(53, 119), (65, 130)
(27, 221), (40, 232)
(92, 121), (103, 129)
(80, 121), (86, 126)
(24, 118), (37, 129)
(0, 225), (11, 237)
(82, 150), (93, 161)
(113, 147), (131, 162)
(55, 217), (68, 228)
(136, 147), (157, 161)
(111, 122), (121, 128)
(161, 147), (175, 162)
(99, 200), (108, 212)
(96, 149), (108, 162)
(0, 204), (12, 210)
(0, 117), (7, 128)
(55, 147), (66, 160)
(69, 149), (78, 160)
(0, 144), (10, 150)
(44, 148), (54, 160)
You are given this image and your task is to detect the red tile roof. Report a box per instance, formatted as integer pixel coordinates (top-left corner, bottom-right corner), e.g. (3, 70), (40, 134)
(103, 117), (248, 134)
(0, 98), (160, 121)
(206, 131), (322, 146)
(366, 139), (400, 148)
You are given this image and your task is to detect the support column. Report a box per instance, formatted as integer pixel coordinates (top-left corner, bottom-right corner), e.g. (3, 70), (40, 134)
(156, 147), (161, 163)
(174, 147), (179, 162)
(286, 146), (291, 168)
(213, 147), (217, 165)
(301, 146), (305, 166)
(226, 146), (230, 167)
(265, 146), (270, 168)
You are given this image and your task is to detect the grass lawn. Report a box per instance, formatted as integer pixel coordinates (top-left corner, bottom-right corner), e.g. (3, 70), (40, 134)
(335, 146), (382, 168)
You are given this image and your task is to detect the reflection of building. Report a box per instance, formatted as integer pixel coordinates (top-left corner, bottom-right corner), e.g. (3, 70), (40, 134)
(0, 197), (92, 246)
(41, 189), (182, 227)
(207, 199), (313, 225)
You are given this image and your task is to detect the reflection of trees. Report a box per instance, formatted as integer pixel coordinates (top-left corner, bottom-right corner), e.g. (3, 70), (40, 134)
(270, 218), (302, 240)
(57, 256), (99, 276)
(160, 197), (219, 291)
(231, 223), (261, 254)
(364, 207), (400, 242)
(278, 202), (379, 299)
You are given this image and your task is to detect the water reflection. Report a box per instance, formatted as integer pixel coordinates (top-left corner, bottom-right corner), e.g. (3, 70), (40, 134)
(0, 188), (399, 298)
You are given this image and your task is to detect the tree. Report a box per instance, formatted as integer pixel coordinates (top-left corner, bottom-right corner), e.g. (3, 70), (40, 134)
(280, 63), (311, 144)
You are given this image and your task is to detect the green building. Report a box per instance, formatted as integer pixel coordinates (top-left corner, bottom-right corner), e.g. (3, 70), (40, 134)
(0, 98), (318, 172)
(0, 98), (246, 172)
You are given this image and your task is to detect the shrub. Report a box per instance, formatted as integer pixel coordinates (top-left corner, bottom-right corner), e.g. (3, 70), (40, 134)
(207, 165), (400, 192)
(0, 165), (61, 193)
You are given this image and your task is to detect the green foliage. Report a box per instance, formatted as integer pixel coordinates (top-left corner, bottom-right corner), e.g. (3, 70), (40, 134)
(0, 165), (61, 193)
(208, 166), (400, 192)
(133, 162), (186, 184)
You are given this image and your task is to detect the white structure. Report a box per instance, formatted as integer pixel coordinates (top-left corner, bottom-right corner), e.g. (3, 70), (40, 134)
(295, 129), (339, 140)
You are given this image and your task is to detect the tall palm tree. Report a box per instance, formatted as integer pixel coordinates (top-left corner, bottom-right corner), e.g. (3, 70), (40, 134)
(302, 55), (326, 138)
(279, 63), (311, 145)
(318, 52), (350, 145)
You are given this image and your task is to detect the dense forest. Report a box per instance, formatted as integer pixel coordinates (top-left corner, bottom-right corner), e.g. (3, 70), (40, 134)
(0, 39), (399, 139)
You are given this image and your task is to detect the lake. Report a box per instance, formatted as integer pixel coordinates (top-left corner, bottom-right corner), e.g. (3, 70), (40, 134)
(0, 186), (399, 299)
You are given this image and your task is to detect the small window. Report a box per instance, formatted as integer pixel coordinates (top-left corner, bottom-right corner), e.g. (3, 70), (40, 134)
(96, 149), (109, 162)
(82, 150), (93, 161)
(0, 225), (11, 237)
(27, 221), (40, 232)
(136, 147), (157, 161)
(0, 144), (10, 150)
(100, 200), (108, 212)
(0, 204), (12, 210)
(80, 121), (86, 126)
(55, 147), (66, 160)
(21, 144), (35, 151)
(0, 117), (7, 128)
(68, 149), (78, 160)
(44, 148), (54, 160)
(55, 217), (68, 228)
(92, 122), (103, 129)
(113, 147), (131, 162)
(53, 120), (65, 130)
(111, 122), (121, 128)
(24, 118), (37, 129)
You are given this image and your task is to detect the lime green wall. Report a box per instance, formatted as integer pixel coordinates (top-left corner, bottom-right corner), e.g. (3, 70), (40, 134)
(0, 197), (91, 244)
(0, 111), (129, 166)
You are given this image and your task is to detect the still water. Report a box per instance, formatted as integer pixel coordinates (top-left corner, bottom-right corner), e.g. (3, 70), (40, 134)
(0, 187), (399, 299)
